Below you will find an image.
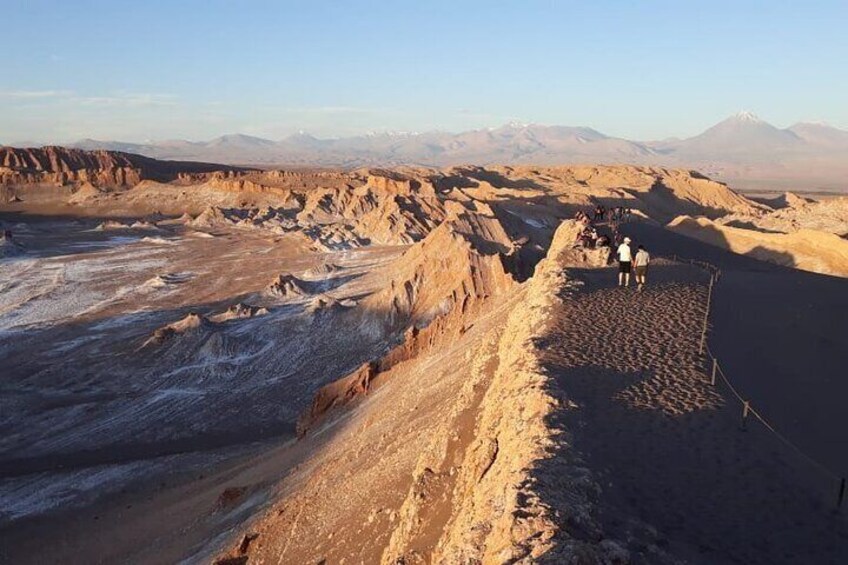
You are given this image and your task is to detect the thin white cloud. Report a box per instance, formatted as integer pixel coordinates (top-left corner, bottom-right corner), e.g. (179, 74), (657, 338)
(270, 106), (383, 115)
(455, 109), (521, 122)
(0, 89), (73, 98)
(75, 93), (178, 107)
(0, 90), (178, 107)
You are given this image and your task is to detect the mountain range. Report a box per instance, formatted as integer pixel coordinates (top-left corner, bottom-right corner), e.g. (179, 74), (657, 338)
(12, 112), (848, 191)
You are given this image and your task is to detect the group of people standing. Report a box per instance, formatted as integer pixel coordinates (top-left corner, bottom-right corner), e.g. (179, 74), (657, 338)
(590, 204), (633, 222)
(573, 205), (651, 290)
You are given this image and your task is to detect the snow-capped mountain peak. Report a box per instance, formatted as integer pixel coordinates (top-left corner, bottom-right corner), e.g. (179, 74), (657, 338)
(733, 110), (763, 123)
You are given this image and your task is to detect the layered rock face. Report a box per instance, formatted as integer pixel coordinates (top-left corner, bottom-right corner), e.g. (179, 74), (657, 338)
(297, 202), (521, 434)
(0, 146), (245, 188)
(359, 200), (517, 333)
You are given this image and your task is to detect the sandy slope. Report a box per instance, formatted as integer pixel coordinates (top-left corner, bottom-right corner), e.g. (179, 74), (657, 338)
(626, 221), (848, 487)
(540, 263), (848, 564)
(667, 215), (848, 277)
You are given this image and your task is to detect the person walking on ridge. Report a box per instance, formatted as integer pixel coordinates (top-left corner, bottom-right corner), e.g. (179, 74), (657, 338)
(616, 236), (633, 287)
(634, 244), (650, 291)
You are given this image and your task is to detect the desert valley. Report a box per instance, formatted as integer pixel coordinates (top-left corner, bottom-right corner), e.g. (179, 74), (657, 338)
(6, 1), (848, 562)
(1, 145), (847, 563)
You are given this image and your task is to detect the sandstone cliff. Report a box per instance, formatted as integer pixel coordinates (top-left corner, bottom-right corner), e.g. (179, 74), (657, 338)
(0, 146), (246, 189)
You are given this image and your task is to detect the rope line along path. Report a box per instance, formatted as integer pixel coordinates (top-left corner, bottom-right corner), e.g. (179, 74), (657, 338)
(666, 254), (846, 512)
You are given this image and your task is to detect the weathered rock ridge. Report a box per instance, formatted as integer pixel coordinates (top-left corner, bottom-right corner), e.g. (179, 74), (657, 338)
(0, 146), (246, 189)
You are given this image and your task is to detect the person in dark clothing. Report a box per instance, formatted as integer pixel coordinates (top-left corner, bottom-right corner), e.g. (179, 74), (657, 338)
(594, 205), (606, 221)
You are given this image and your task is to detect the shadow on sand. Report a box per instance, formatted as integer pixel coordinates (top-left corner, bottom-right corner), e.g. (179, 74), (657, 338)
(528, 234), (848, 564)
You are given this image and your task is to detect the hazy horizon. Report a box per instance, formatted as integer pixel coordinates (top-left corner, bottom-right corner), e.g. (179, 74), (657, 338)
(2, 0), (847, 143)
(3, 111), (845, 147)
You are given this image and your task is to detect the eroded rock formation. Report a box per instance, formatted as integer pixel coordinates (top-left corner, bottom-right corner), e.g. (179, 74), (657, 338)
(0, 146), (246, 188)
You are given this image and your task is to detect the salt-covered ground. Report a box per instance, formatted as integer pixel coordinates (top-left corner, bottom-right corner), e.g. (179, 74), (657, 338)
(0, 214), (404, 530)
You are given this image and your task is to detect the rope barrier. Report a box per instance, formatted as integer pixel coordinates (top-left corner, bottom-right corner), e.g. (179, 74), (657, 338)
(746, 404), (840, 482)
(664, 253), (845, 511)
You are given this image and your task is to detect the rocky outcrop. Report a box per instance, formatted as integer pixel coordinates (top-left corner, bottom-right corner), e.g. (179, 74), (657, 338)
(297, 362), (377, 436)
(187, 206), (231, 229)
(304, 295), (349, 316)
(767, 196), (848, 235)
(777, 191), (814, 209)
(296, 202), (520, 434)
(143, 313), (212, 347)
(297, 299), (481, 436)
(67, 181), (105, 203)
(360, 201), (517, 335)
(209, 303), (269, 323)
(294, 173), (445, 246)
(266, 274), (309, 298)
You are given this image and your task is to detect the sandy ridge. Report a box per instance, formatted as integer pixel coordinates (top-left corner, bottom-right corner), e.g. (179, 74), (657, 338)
(429, 221), (615, 562)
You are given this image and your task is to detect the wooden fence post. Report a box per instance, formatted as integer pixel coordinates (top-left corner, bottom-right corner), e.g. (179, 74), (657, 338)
(705, 275), (714, 317)
(699, 274), (714, 356)
(741, 401), (750, 431)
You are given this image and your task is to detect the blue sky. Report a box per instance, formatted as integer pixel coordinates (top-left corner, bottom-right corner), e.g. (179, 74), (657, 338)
(1, 0), (846, 143)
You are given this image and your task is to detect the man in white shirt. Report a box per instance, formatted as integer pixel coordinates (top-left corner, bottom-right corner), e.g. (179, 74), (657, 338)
(634, 245), (650, 291)
(616, 237), (633, 287)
